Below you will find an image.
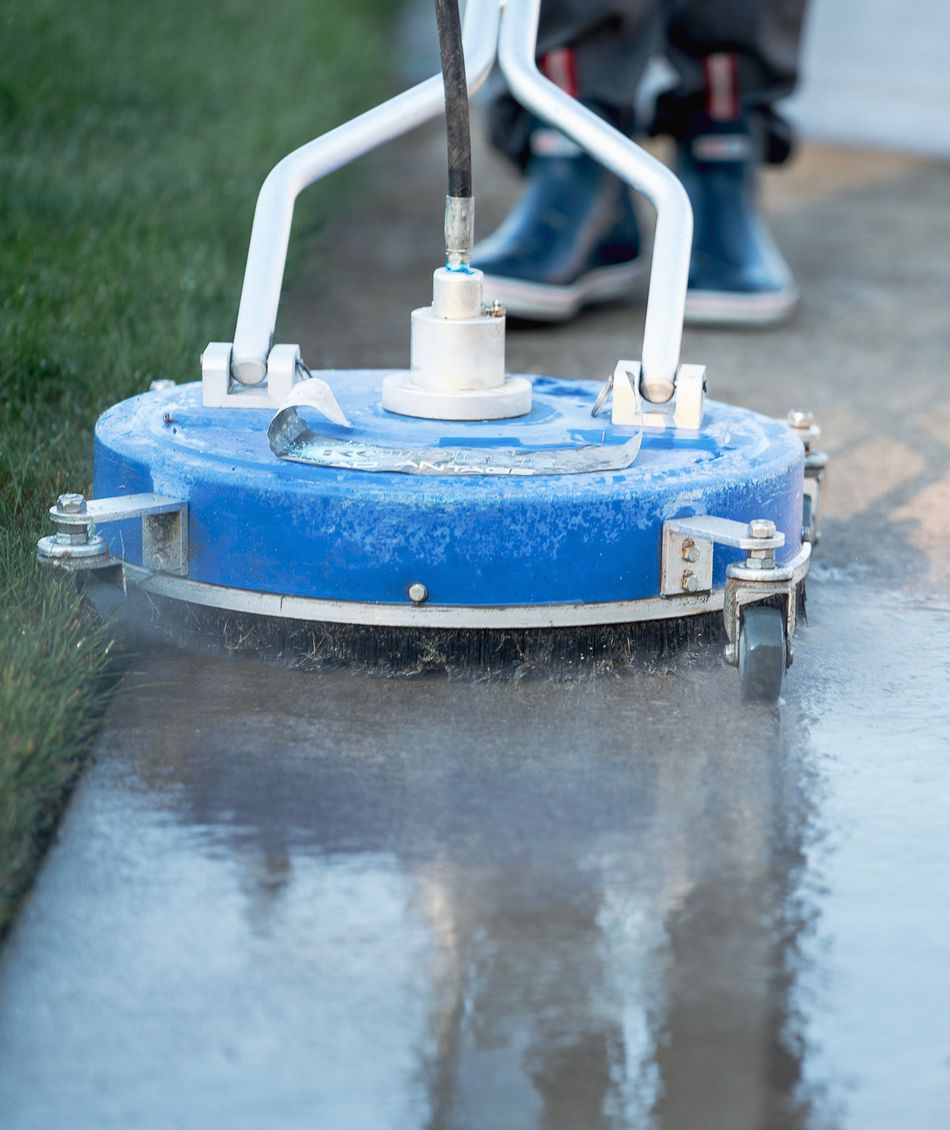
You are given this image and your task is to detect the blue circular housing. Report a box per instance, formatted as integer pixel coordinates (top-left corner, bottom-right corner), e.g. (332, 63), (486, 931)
(93, 372), (804, 609)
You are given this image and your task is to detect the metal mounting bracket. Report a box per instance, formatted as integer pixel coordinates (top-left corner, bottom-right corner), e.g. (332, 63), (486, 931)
(661, 515), (785, 596)
(202, 342), (303, 409)
(37, 493), (189, 575)
(603, 360), (706, 430)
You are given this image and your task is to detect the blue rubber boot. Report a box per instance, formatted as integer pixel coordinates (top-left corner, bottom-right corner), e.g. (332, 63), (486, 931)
(678, 115), (799, 326)
(472, 126), (643, 322)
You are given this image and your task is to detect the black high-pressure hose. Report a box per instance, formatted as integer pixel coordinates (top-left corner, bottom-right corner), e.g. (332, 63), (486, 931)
(435, 0), (472, 197)
(434, 0), (473, 267)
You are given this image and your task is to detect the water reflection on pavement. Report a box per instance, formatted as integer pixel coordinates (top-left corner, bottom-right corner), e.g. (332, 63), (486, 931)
(1, 575), (948, 1128)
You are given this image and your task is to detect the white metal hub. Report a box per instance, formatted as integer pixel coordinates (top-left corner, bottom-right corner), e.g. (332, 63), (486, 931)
(382, 267), (532, 420)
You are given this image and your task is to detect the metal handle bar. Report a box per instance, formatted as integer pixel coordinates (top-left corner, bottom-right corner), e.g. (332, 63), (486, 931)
(231, 0), (501, 386)
(499, 0), (690, 403)
(231, 0), (691, 404)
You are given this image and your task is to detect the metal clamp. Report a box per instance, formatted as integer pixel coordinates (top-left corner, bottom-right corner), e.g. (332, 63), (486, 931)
(594, 360), (706, 430)
(37, 493), (188, 575)
(202, 343), (306, 410)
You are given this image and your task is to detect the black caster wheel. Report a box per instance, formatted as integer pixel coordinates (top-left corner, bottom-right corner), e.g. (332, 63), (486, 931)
(738, 604), (786, 702)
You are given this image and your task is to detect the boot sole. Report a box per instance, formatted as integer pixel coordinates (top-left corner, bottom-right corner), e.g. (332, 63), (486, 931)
(479, 261), (645, 323)
(684, 286), (799, 327)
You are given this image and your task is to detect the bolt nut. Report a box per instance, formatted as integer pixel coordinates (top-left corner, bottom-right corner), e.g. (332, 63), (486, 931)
(408, 582), (429, 605)
(57, 493), (87, 514)
(680, 537), (699, 563)
(748, 518), (776, 540)
(150, 379), (176, 392)
(486, 298), (506, 318)
(680, 570), (702, 594)
(787, 408), (814, 429)
(723, 643), (737, 666)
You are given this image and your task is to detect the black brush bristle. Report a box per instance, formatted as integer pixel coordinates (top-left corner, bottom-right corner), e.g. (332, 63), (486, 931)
(90, 581), (729, 681)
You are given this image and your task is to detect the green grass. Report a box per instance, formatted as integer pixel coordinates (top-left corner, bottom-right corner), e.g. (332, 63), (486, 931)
(0, 0), (393, 935)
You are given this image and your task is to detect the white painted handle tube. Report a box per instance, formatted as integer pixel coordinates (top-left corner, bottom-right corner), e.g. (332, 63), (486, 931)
(230, 0), (502, 386)
(498, 0), (692, 403)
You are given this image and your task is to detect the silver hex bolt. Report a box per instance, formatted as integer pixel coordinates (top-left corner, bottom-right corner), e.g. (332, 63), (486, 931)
(746, 518), (777, 570)
(748, 518), (775, 540)
(681, 570), (701, 593)
(408, 582), (429, 605)
(57, 493), (87, 514)
(786, 408), (819, 455)
(681, 537), (699, 563)
(53, 493), (91, 547)
(38, 491), (109, 566)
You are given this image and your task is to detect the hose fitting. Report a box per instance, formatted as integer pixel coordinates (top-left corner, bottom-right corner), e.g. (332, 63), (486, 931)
(444, 195), (474, 270)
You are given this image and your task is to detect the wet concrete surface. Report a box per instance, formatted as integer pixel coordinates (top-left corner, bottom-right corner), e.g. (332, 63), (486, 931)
(4, 39), (950, 1130)
(0, 582), (948, 1128)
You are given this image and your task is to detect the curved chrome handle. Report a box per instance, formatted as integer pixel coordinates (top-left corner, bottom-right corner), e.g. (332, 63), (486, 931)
(230, 0), (503, 386)
(498, 0), (692, 403)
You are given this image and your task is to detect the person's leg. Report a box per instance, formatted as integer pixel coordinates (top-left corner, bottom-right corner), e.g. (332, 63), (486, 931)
(475, 1), (660, 321)
(654, 0), (809, 325)
(488, 0), (659, 169)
